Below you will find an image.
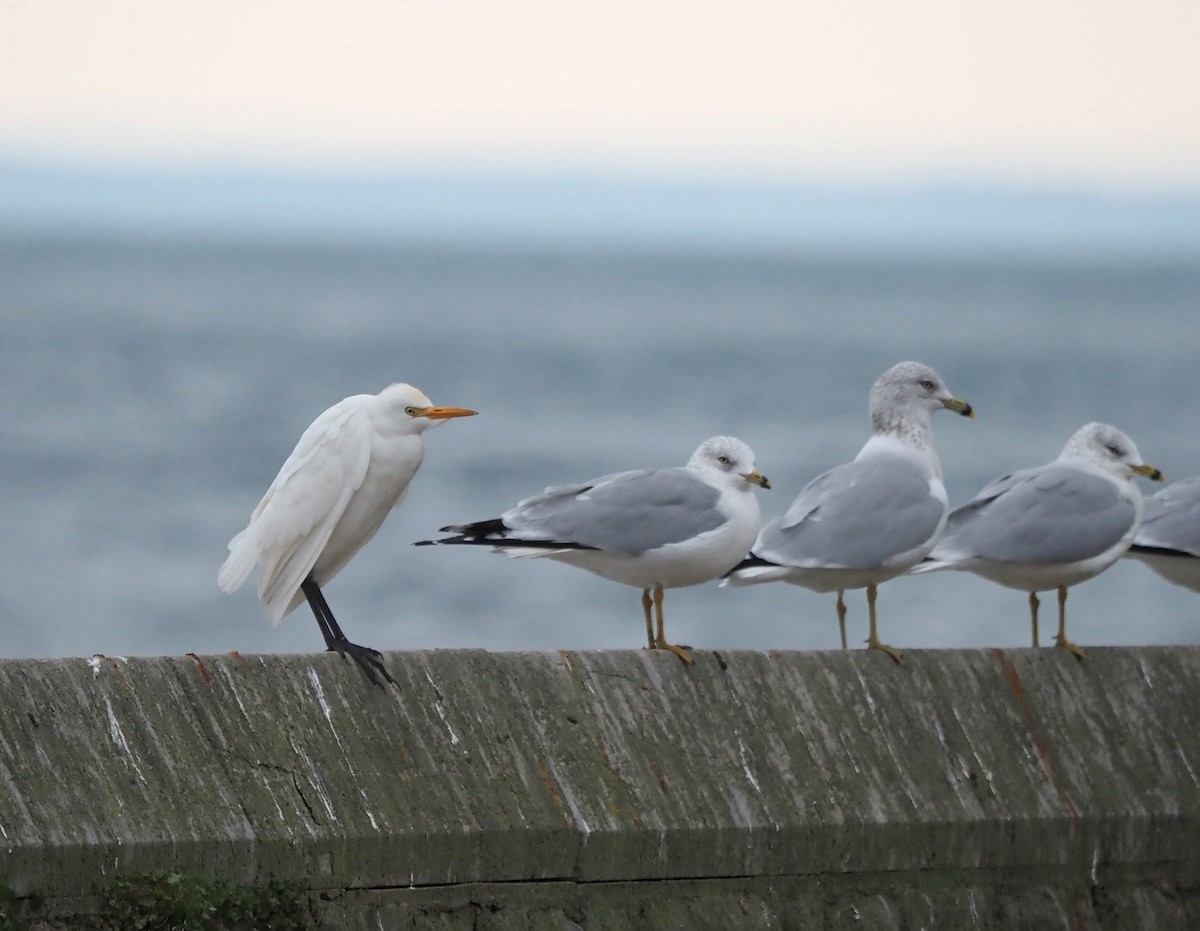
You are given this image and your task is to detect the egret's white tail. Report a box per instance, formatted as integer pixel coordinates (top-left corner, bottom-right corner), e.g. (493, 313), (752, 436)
(217, 528), (257, 594)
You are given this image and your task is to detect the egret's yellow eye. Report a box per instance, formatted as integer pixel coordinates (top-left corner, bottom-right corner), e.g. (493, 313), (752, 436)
(404, 406), (418, 416)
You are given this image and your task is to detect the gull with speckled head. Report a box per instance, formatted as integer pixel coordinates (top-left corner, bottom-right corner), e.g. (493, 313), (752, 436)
(912, 422), (1163, 658)
(417, 437), (770, 664)
(1125, 477), (1200, 592)
(219, 383), (476, 686)
(722, 362), (973, 663)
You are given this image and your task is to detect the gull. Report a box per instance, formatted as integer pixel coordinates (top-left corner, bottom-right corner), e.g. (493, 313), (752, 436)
(913, 422), (1162, 658)
(722, 361), (973, 663)
(218, 383), (476, 685)
(416, 436), (770, 664)
(1126, 477), (1200, 592)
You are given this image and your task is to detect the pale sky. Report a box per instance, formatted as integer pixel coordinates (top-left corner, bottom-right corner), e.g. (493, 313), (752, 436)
(3, 1), (1199, 187)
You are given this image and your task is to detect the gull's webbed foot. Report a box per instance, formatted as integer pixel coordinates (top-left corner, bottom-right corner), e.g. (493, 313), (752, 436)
(1053, 633), (1088, 661)
(865, 584), (903, 665)
(652, 637), (694, 665)
(1052, 587), (1085, 661)
(646, 584), (693, 665)
(867, 632), (904, 665)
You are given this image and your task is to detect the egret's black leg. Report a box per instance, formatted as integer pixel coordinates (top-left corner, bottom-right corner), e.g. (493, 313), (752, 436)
(301, 575), (396, 687)
(303, 577), (341, 650)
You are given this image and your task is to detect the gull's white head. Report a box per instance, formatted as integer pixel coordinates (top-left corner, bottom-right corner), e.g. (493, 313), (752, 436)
(1060, 422), (1163, 484)
(377, 383), (477, 434)
(687, 436), (771, 490)
(869, 361), (973, 447)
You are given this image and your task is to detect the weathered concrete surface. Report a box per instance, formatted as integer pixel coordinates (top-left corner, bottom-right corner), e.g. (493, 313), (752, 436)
(1, 647), (1198, 928)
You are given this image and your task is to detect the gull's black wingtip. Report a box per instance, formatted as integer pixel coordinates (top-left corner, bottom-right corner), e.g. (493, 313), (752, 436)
(415, 533), (478, 547)
(1129, 543), (1190, 558)
(722, 553), (774, 577)
(413, 522), (478, 546)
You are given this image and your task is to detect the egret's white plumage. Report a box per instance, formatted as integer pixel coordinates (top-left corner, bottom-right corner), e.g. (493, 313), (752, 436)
(913, 422), (1163, 657)
(417, 436), (770, 664)
(1126, 477), (1200, 592)
(723, 361), (973, 663)
(219, 382), (476, 683)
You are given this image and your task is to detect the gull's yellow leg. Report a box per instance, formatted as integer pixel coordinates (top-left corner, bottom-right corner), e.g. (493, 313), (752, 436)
(865, 583), (903, 664)
(1053, 585), (1087, 659)
(651, 584), (693, 665)
(641, 588), (655, 650)
(1029, 591), (1040, 647)
(836, 590), (849, 651)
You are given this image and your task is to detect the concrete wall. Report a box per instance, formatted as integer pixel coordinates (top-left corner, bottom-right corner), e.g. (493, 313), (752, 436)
(1, 646), (1198, 928)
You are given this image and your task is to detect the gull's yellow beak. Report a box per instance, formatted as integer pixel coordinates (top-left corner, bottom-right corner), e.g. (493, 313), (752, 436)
(942, 397), (975, 418)
(1133, 462), (1165, 482)
(417, 406), (478, 420)
(743, 470), (771, 490)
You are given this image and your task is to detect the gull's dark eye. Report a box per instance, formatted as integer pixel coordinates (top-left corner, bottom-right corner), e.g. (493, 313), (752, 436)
(919, 379), (935, 391)
(1106, 444), (1122, 457)
(718, 455), (730, 465)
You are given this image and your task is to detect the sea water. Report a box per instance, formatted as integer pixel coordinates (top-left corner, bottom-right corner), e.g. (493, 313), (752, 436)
(2, 235), (1197, 659)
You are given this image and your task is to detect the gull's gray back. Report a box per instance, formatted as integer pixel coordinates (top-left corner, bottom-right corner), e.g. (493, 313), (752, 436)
(757, 456), (944, 569)
(506, 468), (725, 556)
(1138, 478), (1200, 555)
(941, 463), (1136, 564)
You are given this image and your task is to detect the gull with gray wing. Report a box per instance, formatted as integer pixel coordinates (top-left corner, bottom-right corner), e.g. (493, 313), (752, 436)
(723, 361), (973, 663)
(1126, 477), (1200, 592)
(912, 422), (1163, 658)
(417, 436), (770, 664)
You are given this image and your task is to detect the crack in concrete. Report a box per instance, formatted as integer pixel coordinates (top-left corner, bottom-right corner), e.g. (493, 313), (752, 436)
(226, 752), (323, 829)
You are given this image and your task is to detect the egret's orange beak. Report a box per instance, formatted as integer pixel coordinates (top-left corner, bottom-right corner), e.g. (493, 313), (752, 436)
(418, 406), (477, 420)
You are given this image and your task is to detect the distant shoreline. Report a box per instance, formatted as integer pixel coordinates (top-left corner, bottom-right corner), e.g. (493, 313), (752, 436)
(2, 160), (1198, 258)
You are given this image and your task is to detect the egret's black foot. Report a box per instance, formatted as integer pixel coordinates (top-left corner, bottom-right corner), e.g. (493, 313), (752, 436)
(329, 640), (397, 688)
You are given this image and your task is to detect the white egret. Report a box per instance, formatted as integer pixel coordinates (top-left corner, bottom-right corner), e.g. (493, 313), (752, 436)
(219, 383), (476, 685)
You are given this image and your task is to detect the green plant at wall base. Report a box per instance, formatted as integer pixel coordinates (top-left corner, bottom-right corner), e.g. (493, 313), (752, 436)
(0, 883), (45, 931)
(100, 872), (314, 931)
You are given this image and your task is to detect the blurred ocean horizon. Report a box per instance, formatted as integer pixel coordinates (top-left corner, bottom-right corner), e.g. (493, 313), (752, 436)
(5, 159), (1200, 256)
(2, 163), (1199, 661)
